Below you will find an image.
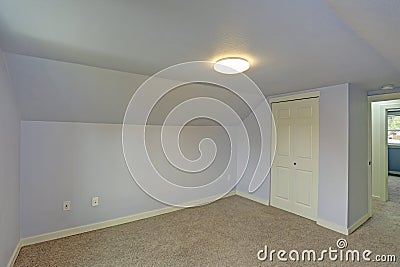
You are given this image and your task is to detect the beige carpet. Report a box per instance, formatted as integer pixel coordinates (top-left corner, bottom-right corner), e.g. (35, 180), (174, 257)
(15, 196), (399, 266)
(389, 175), (400, 203)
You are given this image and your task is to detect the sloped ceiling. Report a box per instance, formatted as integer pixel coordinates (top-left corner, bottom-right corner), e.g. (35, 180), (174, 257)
(1, 0), (400, 123)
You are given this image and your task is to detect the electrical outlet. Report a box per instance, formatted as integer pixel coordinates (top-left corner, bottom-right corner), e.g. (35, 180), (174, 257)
(92, 196), (99, 207)
(63, 201), (71, 211)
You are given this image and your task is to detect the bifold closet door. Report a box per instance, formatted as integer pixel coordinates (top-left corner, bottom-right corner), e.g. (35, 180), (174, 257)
(270, 97), (319, 220)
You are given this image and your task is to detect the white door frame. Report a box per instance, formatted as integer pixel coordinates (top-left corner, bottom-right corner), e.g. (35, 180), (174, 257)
(368, 93), (400, 216)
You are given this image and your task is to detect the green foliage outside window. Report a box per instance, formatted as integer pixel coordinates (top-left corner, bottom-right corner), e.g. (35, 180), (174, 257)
(388, 115), (400, 131)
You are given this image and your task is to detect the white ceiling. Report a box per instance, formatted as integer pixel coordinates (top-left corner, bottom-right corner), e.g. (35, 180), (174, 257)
(1, 0), (400, 123)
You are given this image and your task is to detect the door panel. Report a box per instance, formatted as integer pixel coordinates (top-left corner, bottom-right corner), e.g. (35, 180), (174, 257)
(277, 123), (291, 156)
(294, 123), (312, 159)
(270, 167), (292, 212)
(278, 108), (291, 119)
(295, 106), (313, 118)
(275, 167), (290, 200)
(294, 169), (312, 207)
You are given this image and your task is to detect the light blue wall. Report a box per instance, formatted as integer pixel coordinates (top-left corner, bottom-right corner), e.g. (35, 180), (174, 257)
(17, 82), (367, 241)
(0, 50), (20, 266)
(20, 122), (234, 238)
(318, 84), (349, 228)
(235, 104), (272, 201)
(347, 86), (369, 227)
(388, 146), (400, 173)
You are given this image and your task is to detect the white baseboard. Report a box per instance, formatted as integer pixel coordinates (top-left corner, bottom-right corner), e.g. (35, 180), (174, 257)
(236, 191), (269, 205)
(235, 191), (370, 236)
(317, 213), (370, 236)
(11, 191), (367, 265)
(14, 190), (367, 264)
(317, 219), (348, 235)
(20, 191), (236, 247)
(7, 241), (21, 267)
(348, 213), (370, 234)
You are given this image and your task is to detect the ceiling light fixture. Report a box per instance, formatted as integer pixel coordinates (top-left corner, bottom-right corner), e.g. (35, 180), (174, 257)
(214, 57), (250, 74)
(381, 84), (395, 90)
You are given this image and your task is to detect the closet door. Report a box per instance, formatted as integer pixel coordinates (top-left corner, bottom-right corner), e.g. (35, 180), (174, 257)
(270, 97), (319, 220)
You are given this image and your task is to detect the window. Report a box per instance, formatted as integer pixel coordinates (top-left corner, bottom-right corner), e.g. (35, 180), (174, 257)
(388, 111), (400, 145)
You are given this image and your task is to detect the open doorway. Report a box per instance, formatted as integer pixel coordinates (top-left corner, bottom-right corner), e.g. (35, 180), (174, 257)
(388, 110), (400, 203)
(370, 97), (400, 211)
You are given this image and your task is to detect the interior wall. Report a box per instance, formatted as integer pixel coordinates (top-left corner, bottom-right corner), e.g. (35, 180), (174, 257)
(4, 53), (257, 126)
(8, 49), (363, 241)
(318, 84), (349, 228)
(20, 121), (235, 238)
(388, 146), (400, 174)
(347, 86), (369, 227)
(235, 104), (272, 201)
(0, 50), (20, 266)
(4, 53), (147, 124)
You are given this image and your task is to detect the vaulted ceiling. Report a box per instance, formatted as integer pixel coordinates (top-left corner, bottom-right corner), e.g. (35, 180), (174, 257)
(1, 0), (400, 123)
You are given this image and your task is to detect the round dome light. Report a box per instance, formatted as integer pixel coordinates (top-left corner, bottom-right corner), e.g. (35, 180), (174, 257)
(214, 57), (250, 74)
(381, 84), (395, 90)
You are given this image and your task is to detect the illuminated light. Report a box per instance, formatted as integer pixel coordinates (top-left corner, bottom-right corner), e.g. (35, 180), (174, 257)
(214, 57), (250, 74)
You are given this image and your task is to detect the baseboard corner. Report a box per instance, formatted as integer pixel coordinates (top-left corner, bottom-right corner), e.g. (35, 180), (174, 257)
(317, 219), (349, 235)
(347, 213), (370, 235)
(7, 240), (21, 267)
(235, 191), (269, 205)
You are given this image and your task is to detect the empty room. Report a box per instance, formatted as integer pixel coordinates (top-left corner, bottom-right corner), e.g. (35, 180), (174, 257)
(0, 0), (399, 266)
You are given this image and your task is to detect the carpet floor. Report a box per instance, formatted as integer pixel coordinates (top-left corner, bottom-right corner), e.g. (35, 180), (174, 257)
(15, 195), (399, 266)
(389, 175), (400, 203)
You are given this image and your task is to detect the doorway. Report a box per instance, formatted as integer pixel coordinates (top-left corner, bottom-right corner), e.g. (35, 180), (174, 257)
(388, 109), (400, 203)
(370, 97), (400, 208)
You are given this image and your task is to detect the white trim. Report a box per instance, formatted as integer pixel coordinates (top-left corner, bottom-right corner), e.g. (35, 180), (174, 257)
(266, 84), (342, 103)
(348, 213), (370, 235)
(7, 241), (21, 267)
(317, 219), (348, 235)
(15, 189), (362, 257)
(236, 191), (269, 205)
(12, 189), (363, 261)
(268, 91), (320, 104)
(317, 213), (370, 236)
(21, 208), (180, 246)
(368, 92), (400, 101)
(20, 192), (235, 247)
(368, 98), (372, 217)
(389, 171), (400, 176)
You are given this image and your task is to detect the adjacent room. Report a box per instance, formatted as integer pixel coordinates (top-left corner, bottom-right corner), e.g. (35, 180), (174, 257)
(0, 1), (399, 266)
(388, 110), (400, 203)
